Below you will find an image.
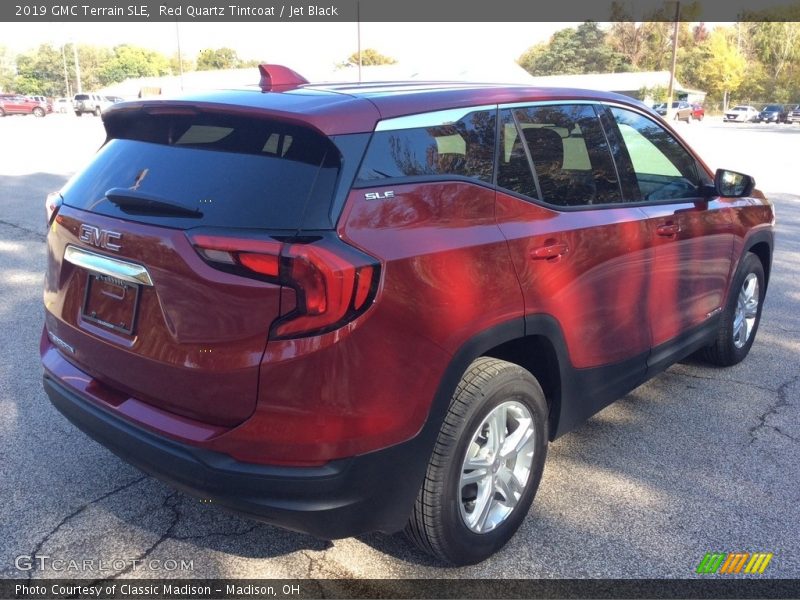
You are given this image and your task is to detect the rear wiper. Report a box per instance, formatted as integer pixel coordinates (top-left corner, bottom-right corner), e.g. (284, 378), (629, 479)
(105, 188), (203, 218)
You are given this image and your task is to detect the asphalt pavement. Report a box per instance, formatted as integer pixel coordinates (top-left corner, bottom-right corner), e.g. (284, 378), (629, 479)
(0, 114), (798, 580)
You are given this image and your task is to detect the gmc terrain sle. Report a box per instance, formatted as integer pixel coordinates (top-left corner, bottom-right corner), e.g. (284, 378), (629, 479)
(42, 65), (774, 565)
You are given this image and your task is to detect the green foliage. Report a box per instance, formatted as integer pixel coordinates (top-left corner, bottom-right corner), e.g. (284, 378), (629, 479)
(11, 44), (66, 96)
(196, 47), (243, 70)
(73, 45), (115, 91)
(691, 29), (747, 105)
(518, 21), (628, 76)
(0, 45), (17, 92)
(639, 85), (668, 104)
(344, 48), (397, 66)
(98, 45), (171, 86)
(169, 52), (195, 75)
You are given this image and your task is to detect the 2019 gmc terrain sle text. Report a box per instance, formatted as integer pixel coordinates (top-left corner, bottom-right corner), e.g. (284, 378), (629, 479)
(41, 65), (774, 565)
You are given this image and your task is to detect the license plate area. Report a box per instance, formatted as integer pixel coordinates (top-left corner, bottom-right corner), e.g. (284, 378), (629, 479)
(82, 272), (141, 335)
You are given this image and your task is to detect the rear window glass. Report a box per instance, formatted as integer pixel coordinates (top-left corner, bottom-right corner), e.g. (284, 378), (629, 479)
(61, 113), (341, 231)
(356, 109), (496, 184)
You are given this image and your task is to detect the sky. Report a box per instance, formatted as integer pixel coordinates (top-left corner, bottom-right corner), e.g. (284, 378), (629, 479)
(0, 21), (577, 73)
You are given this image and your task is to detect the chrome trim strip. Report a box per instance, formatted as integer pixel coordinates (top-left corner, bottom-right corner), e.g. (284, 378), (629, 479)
(375, 104), (497, 131)
(498, 99), (657, 119)
(498, 99), (599, 110)
(64, 245), (153, 287)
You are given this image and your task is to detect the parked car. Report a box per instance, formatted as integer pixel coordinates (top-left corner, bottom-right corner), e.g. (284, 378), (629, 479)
(653, 100), (693, 122)
(691, 103), (705, 121)
(29, 95), (53, 113)
(73, 93), (113, 116)
(786, 104), (800, 124)
(0, 94), (47, 117)
(724, 105), (759, 122)
(756, 104), (789, 123)
(54, 98), (71, 114)
(42, 64), (775, 566)
(105, 95), (125, 104)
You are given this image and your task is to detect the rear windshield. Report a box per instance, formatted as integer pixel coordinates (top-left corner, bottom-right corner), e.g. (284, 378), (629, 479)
(61, 112), (341, 231)
(74, 95), (89, 100)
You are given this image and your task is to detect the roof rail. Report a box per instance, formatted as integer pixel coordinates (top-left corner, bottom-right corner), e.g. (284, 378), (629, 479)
(258, 64), (309, 92)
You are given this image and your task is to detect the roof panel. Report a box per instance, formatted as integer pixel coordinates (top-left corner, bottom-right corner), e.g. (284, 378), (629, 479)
(104, 82), (650, 136)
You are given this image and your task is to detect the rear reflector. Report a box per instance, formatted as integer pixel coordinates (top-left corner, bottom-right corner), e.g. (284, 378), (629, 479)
(189, 232), (380, 339)
(239, 252), (280, 278)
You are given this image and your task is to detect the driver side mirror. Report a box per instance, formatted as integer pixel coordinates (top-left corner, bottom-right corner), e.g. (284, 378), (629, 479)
(714, 169), (755, 197)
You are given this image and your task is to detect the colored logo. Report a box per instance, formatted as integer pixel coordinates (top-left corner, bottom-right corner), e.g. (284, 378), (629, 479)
(696, 552), (773, 574)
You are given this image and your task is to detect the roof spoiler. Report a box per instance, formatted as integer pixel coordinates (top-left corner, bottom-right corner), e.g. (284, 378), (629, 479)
(258, 64), (309, 92)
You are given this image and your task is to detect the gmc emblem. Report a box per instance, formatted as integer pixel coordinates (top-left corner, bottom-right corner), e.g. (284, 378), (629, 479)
(79, 224), (122, 252)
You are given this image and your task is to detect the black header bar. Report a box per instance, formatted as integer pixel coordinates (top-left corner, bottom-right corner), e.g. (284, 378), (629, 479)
(3, 578), (800, 599)
(2, 0), (800, 22)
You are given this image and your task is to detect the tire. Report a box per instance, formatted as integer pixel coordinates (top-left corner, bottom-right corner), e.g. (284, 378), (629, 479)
(405, 357), (548, 565)
(32, 107), (45, 118)
(75, 111), (82, 117)
(0, 108), (5, 117)
(703, 252), (765, 367)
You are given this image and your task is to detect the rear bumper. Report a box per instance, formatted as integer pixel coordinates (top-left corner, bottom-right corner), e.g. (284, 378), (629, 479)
(43, 372), (428, 539)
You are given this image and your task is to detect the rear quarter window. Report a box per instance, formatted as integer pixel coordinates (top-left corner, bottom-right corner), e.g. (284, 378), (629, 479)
(356, 109), (496, 185)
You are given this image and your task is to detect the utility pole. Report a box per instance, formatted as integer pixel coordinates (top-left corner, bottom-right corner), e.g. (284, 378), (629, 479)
(175, 21), (184, 90)
(356, 2), (362, 83)
(61, 44), (71, 97)
(666, 1), (680, 120)
(71, 42), (82, 93)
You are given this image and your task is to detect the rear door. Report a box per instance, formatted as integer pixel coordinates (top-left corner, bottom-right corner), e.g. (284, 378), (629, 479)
(495, 102), (653, 370)
(44, 108), (342, 426)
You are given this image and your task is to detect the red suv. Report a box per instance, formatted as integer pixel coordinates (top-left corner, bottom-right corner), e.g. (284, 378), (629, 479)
(0, 94), (48, 117)
(42, 65), (774, 565)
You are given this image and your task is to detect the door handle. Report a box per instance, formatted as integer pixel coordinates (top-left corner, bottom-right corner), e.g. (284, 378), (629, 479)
(656, 222), (681, 237)
(531, 241), (569, 260)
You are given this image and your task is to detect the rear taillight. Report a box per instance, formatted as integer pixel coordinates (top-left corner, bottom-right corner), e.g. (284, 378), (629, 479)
(189, 232), (380, 339)
(46, 192), (62, 226)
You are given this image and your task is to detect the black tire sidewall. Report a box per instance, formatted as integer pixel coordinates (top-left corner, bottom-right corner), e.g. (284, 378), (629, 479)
(437, 373), (548, 564)
(722, 253), (765, 364)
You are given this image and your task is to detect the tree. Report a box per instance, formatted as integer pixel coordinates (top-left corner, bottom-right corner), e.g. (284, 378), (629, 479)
(518, 22), (628, 76)
(197, 47), (242, 70)
(692, 29), (746, 109)
(0, 45), (16, 92)
(607, 2), (702, 72)
(751, 22), (800, 82)
(343, 48), (397, 66)
(73, 44), (115, 91)
(98, 45), (171, 85)
(169, 52), (195, 75)
(12, 44), (65, 96)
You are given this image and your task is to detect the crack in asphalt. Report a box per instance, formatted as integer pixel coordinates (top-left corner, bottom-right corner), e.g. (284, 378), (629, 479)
(666, 368), (776, 394)
(299, 547), (342, 578)
(0, 219), (46, 242)
(98, 491), (184, 581)
(748, 375), (800, 445)
(90, 492), (265, 582)
(26, 475), (148, 580)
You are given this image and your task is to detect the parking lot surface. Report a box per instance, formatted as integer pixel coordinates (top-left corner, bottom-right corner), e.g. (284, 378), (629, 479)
(1, 114), (798, 579)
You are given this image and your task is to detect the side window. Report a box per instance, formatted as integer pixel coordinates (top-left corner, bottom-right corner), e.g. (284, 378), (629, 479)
(497, 104), (622, 206)
(356, 109), (496, 184)
(608, 106), (702, 202)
